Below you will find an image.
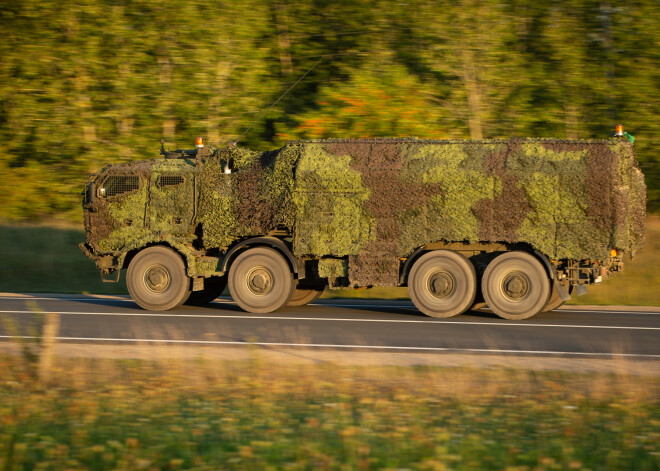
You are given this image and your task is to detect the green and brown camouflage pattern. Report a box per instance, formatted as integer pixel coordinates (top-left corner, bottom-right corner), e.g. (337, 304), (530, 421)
(82, 137), (646, 287)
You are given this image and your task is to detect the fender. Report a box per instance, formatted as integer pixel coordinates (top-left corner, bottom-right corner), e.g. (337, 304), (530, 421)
(117, 236), (198, 275)
(533, 249), (556, 280)
(221, 237), (303, 277)
(399, 246), (427, 285)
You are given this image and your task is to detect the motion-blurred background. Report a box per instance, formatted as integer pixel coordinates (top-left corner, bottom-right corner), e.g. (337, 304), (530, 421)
(0, 0), (658, 302)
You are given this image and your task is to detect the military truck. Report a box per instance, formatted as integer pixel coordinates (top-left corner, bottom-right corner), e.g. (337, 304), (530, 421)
(80, 131), (646, 319)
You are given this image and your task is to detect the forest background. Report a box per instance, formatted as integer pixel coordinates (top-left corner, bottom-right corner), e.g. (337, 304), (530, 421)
(0, 0), (658, 223)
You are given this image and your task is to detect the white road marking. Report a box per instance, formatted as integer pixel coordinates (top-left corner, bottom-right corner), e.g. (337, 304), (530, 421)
(552, 309), (660, 315)
(0, 297), (134, 302)
(1, 335), (659, 358)
(1, 296), (659, 315)
(0, 309), (658, 330)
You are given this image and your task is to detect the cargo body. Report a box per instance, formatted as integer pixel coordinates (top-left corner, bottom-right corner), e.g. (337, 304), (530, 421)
(81, 137), (646, 319)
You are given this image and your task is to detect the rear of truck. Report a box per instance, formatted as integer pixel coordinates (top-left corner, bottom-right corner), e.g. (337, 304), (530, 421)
(550, 138), (646, 290)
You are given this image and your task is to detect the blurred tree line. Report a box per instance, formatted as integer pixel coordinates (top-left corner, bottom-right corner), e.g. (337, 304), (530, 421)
(0, 0), (658, 223)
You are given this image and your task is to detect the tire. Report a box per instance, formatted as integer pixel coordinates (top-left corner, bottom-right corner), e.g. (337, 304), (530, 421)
(408, 250), (477, 318)
(288, 285), (324, 307)
(185, 275), (227, 306)
(127, 246), (191, 311)
(542, 281), (573, 312)
(228, 247), (295, 313)
(482, 251), (551, 320)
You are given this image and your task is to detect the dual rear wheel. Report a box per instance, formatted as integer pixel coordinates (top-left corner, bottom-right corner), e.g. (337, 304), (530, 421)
(408, 250), (551, 320)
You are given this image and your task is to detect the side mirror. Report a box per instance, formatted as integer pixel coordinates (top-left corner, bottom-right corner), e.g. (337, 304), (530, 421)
(84, 182), (96, 208)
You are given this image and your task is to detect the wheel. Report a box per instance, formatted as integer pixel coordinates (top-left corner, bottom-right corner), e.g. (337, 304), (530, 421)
(228, 247), (295, 313)
(542, 281), (573, 312)
(408, 250), (477, 318)
(127, 246), (191, 311)
(288, 285), (324, 306)
(185, 275), (227, 306)
(482, 251), (551, 320)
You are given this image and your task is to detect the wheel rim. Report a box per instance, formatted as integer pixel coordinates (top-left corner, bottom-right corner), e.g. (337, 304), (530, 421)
(427, 270), (455, 299)
(501, 270), (530, 301)
(143, 264), (171, 293)
(246, 266), (274, 296)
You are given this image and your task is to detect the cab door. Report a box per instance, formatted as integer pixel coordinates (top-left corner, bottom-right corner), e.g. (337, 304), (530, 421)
(148, 167), (196, 236)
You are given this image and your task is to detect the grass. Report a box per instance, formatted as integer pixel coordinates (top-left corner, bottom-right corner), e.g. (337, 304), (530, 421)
(1, 351), (659, 470)
(0, 223), (126, 295)
(0, 217), (658, 305)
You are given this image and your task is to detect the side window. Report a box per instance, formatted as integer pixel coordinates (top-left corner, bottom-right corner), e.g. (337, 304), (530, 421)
(99, 175), (140, 198)
(156, 175), (184, 188)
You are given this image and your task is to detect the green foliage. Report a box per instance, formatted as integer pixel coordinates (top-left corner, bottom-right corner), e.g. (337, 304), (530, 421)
(278, 61), (449, 141)
(0, 0), (659, 225)
(0, 356), (659, 470)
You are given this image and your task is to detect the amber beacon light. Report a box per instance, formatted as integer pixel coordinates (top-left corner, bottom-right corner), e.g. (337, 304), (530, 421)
(615, 124), (624, 136)
(196, 136), (204, 148)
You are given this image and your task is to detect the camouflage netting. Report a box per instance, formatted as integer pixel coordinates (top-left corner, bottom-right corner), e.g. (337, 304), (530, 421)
(197, 146), (299, 248)
(287, 138), (645, 286)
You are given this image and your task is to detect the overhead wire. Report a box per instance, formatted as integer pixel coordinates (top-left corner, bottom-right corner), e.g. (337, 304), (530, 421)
(229, 57), (323, 146)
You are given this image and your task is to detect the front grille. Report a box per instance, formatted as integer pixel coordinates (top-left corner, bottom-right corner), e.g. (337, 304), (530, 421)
(157, 175), (184, 188)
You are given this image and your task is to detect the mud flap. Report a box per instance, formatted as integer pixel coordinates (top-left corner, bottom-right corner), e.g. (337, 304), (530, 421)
(554, 279), (571, 302)
(574, 284), (588, 296)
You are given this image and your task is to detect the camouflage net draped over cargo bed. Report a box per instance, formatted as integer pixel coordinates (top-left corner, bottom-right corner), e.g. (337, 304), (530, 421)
(287, 138), (645, 286)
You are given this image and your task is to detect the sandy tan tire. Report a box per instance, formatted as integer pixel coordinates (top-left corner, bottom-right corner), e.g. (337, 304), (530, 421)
(185, 275), (227, 306)
(127, 246), (191, 311)
(408, 250), (477, 318)
(482, 251), (551, 320)
(288, 286), (324, 307)
(228, 247), (295, 313)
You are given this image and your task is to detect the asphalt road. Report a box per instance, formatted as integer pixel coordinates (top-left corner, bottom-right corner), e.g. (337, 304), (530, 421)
(1, 294), (659, 359)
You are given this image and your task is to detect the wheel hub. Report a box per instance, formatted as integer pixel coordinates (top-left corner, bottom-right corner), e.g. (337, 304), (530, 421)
(143, 264), (171, 293)
(427, 270), (455, 299)
(502, 271), (530, 300)
(246, 266), (274, 296)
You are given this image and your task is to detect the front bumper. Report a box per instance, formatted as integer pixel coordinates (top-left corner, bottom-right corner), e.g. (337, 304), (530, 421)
(79, 242), (121, 282)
